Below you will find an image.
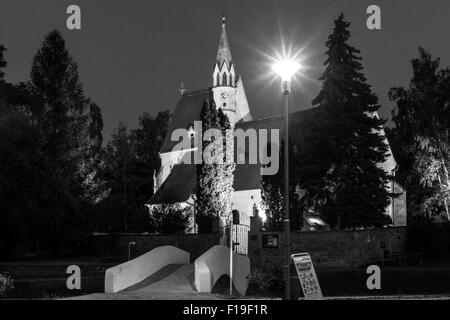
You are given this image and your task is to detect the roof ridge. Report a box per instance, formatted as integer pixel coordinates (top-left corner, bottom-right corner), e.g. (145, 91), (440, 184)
(180, 87), (211, 97)
(238, 107), (317, 125)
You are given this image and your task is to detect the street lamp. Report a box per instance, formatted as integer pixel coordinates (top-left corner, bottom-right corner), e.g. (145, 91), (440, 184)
(128, 241), (136, 261)
(272, 58), (301, 300)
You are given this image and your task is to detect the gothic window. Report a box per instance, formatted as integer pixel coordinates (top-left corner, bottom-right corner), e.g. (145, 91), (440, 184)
(222, 72), (227, 86)
(230, 74), (233, 86)
(216, 73), (220, 87)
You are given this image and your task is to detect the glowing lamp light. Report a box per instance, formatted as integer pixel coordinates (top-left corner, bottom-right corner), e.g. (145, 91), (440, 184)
(270, 50), (304, 300)
(272, 59), (302, 82)
(260, 211), (267, 223)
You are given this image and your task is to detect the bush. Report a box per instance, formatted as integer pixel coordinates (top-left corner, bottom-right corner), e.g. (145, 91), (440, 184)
(408, 216), (450, 257)
(249, 258), (284, 296)
(0, 273), (14, 298)
(150, 204), (190, 234)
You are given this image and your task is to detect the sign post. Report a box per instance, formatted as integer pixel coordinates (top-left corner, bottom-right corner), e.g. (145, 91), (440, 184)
(229, 217), (233, 296)
(291, 253), (323, 300)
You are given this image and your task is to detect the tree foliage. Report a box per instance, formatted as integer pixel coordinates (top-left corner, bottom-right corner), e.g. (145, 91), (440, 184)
(99, 111), (171, 233)
(0, 30), (175, 256)
(261, 14), (392, 230)
(196, 100), (235, 232)
(261, 140), (286, 230)
(0, 45), (6, 79)
(0, 31), (105, 256)
(389, 47), (450, 220)
(149, 204), (190, 234)
(307, 14), (392, 229)
(217, 108), (235, 219)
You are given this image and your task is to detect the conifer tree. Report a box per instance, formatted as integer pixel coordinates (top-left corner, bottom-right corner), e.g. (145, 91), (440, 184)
(196, 99), (221, 232)
(0, 45), (6, 79)
(0, 45), (7, 111)
(217, 108), (235, 220)
(311, 14), (391, 229)
(196, 100), (236, 232)
(27, 30), (105, 249)
(31, 30), (105, 205)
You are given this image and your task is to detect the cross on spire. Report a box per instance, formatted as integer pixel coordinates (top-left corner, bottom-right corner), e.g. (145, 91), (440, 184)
(178, 82), (186, 96)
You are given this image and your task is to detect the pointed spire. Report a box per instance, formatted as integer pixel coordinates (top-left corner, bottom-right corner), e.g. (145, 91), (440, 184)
(216, 13), (232, 68)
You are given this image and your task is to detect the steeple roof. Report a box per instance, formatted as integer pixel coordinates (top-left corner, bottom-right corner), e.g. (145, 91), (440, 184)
(216, 15), (233, 68)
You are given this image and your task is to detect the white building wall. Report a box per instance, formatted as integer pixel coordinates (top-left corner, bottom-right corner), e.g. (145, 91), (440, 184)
(231, 189), (266, 222)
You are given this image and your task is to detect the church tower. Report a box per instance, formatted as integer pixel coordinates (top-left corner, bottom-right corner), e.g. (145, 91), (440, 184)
(212, 15), (238, 126)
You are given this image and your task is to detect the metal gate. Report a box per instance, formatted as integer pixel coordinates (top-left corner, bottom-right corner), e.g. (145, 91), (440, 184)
(232, 224), (249, 255)
(220, 223), (249, 255)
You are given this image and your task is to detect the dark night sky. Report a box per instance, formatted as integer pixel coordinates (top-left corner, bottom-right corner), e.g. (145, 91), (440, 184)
(1, 0), (450, 139)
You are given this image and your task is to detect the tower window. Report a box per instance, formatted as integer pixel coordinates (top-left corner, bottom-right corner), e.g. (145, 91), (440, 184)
(230, 74), (233, 86)
(216, 73), (220, 87)
(188, 126), (196, 139)
(222, 72), (227, 86)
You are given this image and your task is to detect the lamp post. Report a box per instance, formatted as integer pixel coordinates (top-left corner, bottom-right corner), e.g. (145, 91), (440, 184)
(128, 241), (136, 261)
(272, 59), (301, 300)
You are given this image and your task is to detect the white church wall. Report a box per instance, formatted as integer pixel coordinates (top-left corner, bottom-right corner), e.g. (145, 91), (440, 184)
(231, 189), (266, 222)
(235, 77), (252, 122)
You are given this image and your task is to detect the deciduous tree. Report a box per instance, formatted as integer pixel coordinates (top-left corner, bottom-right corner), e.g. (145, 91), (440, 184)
(390, 47), (450, 221)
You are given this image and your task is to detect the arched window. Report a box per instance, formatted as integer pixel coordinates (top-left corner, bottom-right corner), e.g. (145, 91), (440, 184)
(222, 72), (227, 86)
(216, 73), (220, 87)
(230, 74), (233, 86)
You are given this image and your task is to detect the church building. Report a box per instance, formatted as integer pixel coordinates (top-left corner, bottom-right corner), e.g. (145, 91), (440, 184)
(146, 17), (407, 232)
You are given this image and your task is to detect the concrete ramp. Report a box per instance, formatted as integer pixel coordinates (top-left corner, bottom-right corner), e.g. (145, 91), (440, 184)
(67, 263), (228, 300)
(195, 245), (250, 296)
(67, 246), (249, 299)
(124, 264), (196, 294)
(105, 246), (190, 293)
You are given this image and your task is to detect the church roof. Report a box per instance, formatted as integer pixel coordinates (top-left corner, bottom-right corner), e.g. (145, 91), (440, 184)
(160, 88), (212, 154)
(216, 17), (233, 68)
(149, 153), (197, 204)
(148, 107), (320, 205)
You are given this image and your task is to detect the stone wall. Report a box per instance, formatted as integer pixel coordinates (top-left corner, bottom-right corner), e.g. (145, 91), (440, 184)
(88, 233), (220, 261)
(249, 217), (407, 268)
(89, 222), (408, 268)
